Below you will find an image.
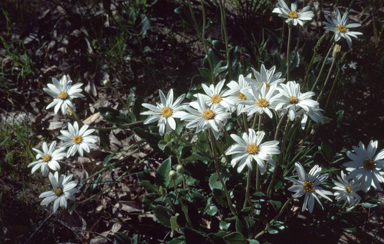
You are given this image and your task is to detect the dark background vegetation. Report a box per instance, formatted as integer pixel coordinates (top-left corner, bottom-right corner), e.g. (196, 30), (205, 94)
(0, 0), (384, 243)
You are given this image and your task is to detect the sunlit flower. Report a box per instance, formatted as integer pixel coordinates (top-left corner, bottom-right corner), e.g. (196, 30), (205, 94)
(58, 122), (98, 157)
(275, 81), (319, 121)
(324, 9), (363, 48)
(223, 74), (251, 116)
(43, 75), (84, 114)
(179, 94), (230, 139)
(28, 141), (66, 177)
(272, 0), (315, 27)
(296, 106), (324, 129)
(140, 89), (186, 136)
(286, 162), (332, 213)
(226, 129), (280, 173)
(343, 140), (384, 191)
(332, 171), (361, 206)
(244, 64), (285, 90)
(198, 79), (233, 111)
(39, 172), (80, 213)
(240, 83), (279, 119)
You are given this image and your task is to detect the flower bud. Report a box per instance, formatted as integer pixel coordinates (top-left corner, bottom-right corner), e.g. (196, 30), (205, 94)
(66, 107), (74, 116)
(169, 170), (177, 180)
(332, 44), (341, 59)
(176, 164), (184, 174)
(103, 79), (112, 88)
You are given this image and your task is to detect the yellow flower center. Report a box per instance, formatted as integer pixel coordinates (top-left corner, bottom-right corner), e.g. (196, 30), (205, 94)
(264, 82), (270, 90)
(288, 10), (298, 18)
(202, 109), (214, 120)
(58, 91), (69, 100)
(289, 96), (299, 104)
(55, 187), (63, 196)
(256, 98), (269, 107)
(247, 143), (259, 154)
(73, 135), (82, 144)
(211, 94), (222, 104)
(337, 25), (347, 33)
(363, 159), (376, 171)
(345, 186), (352, 193)
(303, 180), (315, 192)
(42, 154), (51, 162)
(161, 107), (173, 118)
(238, 92), (247, 100)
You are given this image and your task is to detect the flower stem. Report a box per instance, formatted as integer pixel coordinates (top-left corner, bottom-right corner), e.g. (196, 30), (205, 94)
(209, 129), (237, 216)
(172, 131), (206, 154)
(243, 168), (252, 208)
(311, 42), (335, 92)
(242, 113), (249, 132)
(88, 120), (144, 130)
(287, 25), (292, 82)
(254, 197), (293, 239)
(317, 56), (336, 102)
(172, 179), (194, 229)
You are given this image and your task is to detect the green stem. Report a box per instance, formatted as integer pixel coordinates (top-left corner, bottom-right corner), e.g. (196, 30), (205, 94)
(251, 113), (258, 129)
(243, 168), (252, 209)
(209, 129), (237, 216)
(88, 120), (144, 130)
(172, 179), (194, 229)
(255, 163), (260, 192)
(287, 25), (292, 82)
(242, 113), (249, 132)
(172, 131), (206, 154)
(324, 66), (341, 111)
(258, 114), (263, 132)
(274, 114), (287, 140)
(311, 42), (335, 91)
(111, 86), (134, 121)
(254, 197), (293, 239)
(317, 56), (336, 102)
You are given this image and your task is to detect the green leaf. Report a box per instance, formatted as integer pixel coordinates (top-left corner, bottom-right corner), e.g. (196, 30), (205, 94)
(223, 232), (245, 244)
(132, 96), (144, 121)
(114, 232), (131, 243)
(235, 216), (256, 238)
(154, 205), (172, 227)
(208, 48), (221, 68)
(184, 228), (212, 244)
(213, 189), (228, 207)
(209, 171), (230, 190)
(155, 157), (172, 187)
(99, 130), (110, 149)
(140, 180), (158, 193)
(168, 238), (186, 244)
(103, 153), (114, 166)
(361, 202), (378, 208)
(158, 139), (173, 151)
(126, 94), (134, 108)
(343, 227), (356, 233)
(219, 221), (230, 231)
(170, 213), (180, 236)
(68, 202), (76, 215)
(249, 240), (260, 244)
(199, 68), (212, 80)
(133, 127), (161, 146)
(229, 46), (239, 68)
(98, 107), (130, 124)
(213, 60), (227, 77)
(268, 200), (282, 211)
(336, 110), (344, 128)
(321, 140), (335, 162)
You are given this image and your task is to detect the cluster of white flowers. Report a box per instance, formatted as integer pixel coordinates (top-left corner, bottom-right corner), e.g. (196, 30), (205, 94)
(30, 75), (98, 213)
(273, 1), (362, 48)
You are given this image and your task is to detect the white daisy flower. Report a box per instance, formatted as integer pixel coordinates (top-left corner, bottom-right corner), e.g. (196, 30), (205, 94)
(296, 106), (324, 129)
(39, 172), (80, 213)
(244, 64), (285, 90)
(324, 9), (363, 48)
(275, 81), (319, 121)
(343, 140), (384, 191)
(222, 74), (251, 116)
(332, 171), (361, 206)
(226, 129), (280, 174)
(272, 0), (315, 27)
(240, 83), (280, 119)
(179, 94), (231, 139)
(28, 141), (66, 177)
(140, 89), (186, 136)
(197, 79), (234, 111)
(286, 162), (333, 213)
(58, 122), (98, 157)
(43, 75), (84, 114)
